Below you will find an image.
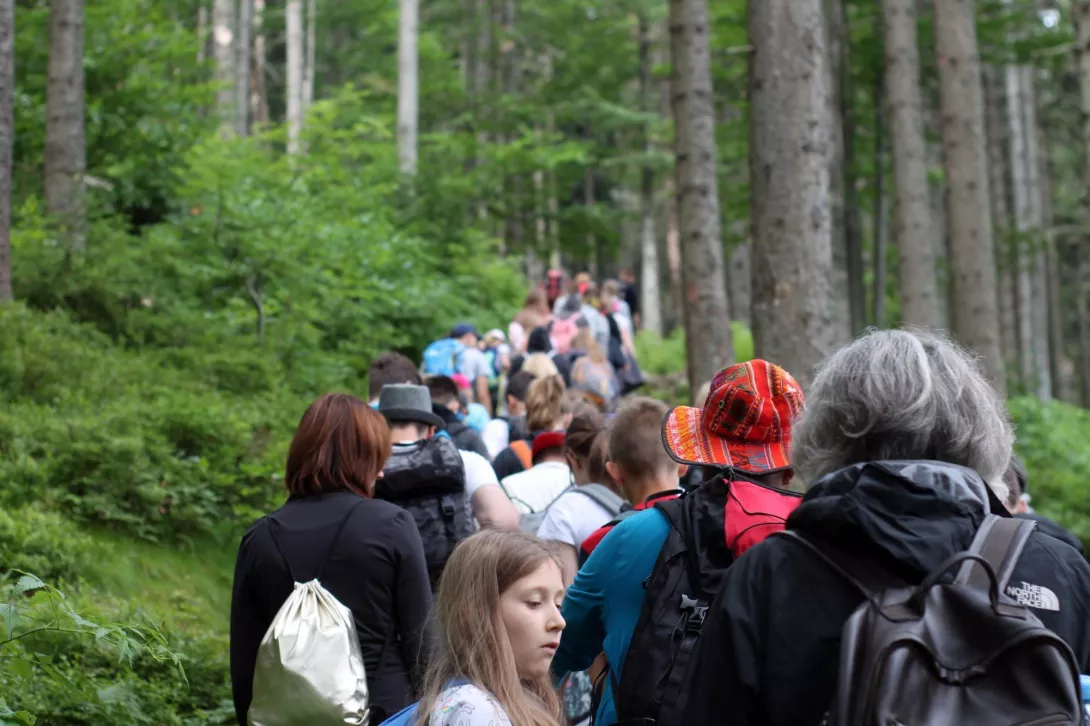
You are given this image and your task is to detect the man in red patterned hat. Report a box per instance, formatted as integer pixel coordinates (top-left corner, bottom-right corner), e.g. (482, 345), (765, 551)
(552, 360), (806, 726)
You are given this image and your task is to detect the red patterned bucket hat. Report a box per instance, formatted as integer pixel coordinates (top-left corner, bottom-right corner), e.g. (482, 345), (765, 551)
(662, 360), (805, 473)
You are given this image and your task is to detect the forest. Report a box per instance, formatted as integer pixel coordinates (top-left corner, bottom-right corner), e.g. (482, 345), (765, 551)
(4, 0), (1090, 723)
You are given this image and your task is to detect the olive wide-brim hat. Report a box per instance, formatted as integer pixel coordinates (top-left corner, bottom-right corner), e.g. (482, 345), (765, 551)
(378, 384), (445, 429)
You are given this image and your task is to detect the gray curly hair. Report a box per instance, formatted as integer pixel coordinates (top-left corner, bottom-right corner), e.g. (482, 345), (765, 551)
(791, 328), (1013, 501)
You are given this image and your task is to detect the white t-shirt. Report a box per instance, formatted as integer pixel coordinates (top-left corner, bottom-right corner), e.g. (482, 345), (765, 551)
(536, 488), (616, 547)
(482, 418), (510, 460)
(428, 683), (511, 726)
(500, 461), (571, 514)
(390, 443), (498, 499)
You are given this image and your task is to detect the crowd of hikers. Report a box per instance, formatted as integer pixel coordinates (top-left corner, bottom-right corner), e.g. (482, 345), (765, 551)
(230, 270), (1090, 726)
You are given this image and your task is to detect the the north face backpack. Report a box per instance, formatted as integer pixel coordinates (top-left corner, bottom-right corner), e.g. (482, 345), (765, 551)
(421, 338), (465, 377)
(614, 474), (802, 726)
(778, 515), (1082, 726)
(375, 436), (473, 589)
(248, 503), (370, 726)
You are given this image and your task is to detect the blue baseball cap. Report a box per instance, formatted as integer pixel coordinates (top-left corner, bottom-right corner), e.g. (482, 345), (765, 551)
(450, 323), (480, 338)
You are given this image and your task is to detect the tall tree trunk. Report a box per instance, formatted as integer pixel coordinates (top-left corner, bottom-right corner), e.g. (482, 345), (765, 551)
(1037, 85), (1065, 402)
(748, 0), (833, 388)
(872, 76), (888, 327)
(839, 0), (866, 336)
(670, 0), (733, 395)
(984, 67), (1017, 379)
(251, 0), (268, 127)
(197, 2), (209, 64)
(235, 0), (251, 136)
(933, 0), (1005, 396)
(1076, 0), (1090, 403)
(0, 0), (11, 302)
(212, 0), (234, 135)
(302, 0), (316, 111)
(285, 0), (303, 154)
(729, 242), (752, 329)
(638, 14), (662, 336)
(396, 0), (418, 174)
(824, 0), (851, 345)
(1021, 67), (1051, 400)
(45, 0), (86, 252)
(882, 0), (939, 328)
(1006, 64), (1033, 393)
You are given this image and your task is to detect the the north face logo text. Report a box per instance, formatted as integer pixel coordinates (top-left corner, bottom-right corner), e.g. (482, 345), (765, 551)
(1006, 581), (1061, 612)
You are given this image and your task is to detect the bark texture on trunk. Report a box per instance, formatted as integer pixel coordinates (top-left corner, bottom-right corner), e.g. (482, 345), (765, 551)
(882, 0), (939, 328)
(45, 0), (86, 251)
(839, 0), (865, 336)
(235, 0), (251, 136)
(729, 241), (751, 330)
(285, 0), (303, 154)
(984, 67), (1016, 377)
(1021, 67), (1051, 400)
(197, 3), (208, 64)
(251, 0), (267, 127)
(824, 0), (851, 345)
(396, 0), (419, 174)
(1006, 64), (1033, 393)
(670, 0), (733, 395)
(748, 0), (833, 388)
(212, 0), (234, 135)
(873, 77), (888, 327)
(0, 0), (11, 302)
(1079, 246), (1090, 407)
(638, 15), (662, 337)
(1076, 0), (1090, 404)
(303, 0), (316, 112)
(933, 0), (1005, 396)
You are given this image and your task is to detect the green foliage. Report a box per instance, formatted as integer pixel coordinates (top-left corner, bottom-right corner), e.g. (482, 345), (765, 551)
(0, 572), (187, 725)
(1009, 397), (1090, 547)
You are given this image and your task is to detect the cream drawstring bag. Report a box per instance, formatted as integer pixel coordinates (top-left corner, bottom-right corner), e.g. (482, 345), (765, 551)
(248, 502), (370, 726)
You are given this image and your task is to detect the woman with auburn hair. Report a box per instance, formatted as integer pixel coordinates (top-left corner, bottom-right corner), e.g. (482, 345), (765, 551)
(230, 393), (433, 726)
(409, 530), (566, 726)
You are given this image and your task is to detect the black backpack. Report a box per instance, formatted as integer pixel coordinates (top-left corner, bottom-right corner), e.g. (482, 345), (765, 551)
(614, 474), (801, 726)
(780, 515), (1083, 726)
(375, 436), (473, 590)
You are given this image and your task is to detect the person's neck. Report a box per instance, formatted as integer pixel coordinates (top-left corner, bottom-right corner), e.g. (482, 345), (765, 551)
(628, 476), (678, 503)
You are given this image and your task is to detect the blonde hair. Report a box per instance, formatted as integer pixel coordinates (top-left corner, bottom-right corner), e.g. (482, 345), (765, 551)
(572, 328), (607, 364)
(522, 353), (560, 380)
(527, 374), (566, 430)
(416, 531), (563, 726)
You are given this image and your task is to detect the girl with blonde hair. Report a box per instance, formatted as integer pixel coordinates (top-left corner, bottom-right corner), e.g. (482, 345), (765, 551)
(413, 530), (566, 726)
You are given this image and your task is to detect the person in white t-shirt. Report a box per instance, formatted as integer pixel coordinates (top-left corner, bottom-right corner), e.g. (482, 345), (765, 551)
(499, 431), (571, 516)
(536, 411), (622, 583)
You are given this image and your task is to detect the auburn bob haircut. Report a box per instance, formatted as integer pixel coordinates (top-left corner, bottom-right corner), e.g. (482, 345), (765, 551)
(285, 393), (392, 498)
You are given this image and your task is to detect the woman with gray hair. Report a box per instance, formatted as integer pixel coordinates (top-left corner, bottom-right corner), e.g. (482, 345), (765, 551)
(679, 329), (1090, 726)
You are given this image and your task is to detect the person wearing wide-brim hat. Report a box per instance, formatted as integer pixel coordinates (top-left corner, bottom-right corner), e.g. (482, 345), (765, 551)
(662, 359), (805, 486)
(378, 384), (520, 532)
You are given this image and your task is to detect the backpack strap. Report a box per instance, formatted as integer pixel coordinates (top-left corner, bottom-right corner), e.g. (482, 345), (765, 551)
(266, 498), (365, 584)
(510, 440), (533, 470)
(955, 514), (1037, 591)
(569, 484), (626, 516)
(776, 530), (907, 597)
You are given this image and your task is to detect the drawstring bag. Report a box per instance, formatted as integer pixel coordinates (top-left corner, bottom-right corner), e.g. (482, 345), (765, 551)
(248, 502), (370, 726)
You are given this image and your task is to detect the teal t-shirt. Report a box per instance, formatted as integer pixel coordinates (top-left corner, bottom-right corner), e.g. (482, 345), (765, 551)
(553, 508), (671, 725)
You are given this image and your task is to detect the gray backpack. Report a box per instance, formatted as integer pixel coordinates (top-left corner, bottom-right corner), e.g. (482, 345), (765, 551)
(513, 483), (628, 535)
(376, 436), (473, 589)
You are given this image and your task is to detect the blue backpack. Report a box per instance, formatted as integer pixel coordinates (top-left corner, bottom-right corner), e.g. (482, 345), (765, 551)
(421, 339), (465, 377)
(378, 680), (470, 726)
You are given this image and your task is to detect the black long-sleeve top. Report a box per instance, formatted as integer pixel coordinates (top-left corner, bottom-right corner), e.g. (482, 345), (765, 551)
(230, 491), (433, 726)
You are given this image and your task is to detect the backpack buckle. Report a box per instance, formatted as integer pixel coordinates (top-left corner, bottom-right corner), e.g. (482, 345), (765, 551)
(679, 594), (708, 632)
(440, 497), (456, 519)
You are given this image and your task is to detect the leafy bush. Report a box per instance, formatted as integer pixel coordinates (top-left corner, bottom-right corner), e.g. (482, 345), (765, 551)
(1009, 396), (1090, 546)
(0, 507), (96, 585)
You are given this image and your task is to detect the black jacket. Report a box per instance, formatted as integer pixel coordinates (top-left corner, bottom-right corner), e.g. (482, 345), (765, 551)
(432, 405), (491, 460)
(230, 491), (434, 726)
(680, 460), (1090, 726)
(1018, 511), (1085, 554)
